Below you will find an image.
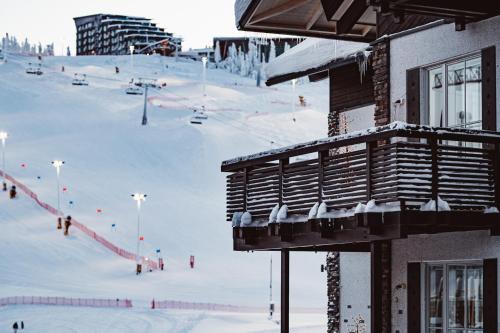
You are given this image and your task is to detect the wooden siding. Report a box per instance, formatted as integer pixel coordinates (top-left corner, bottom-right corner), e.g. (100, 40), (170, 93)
(377, 12), (439, 37)
(330, 63), (374, 112)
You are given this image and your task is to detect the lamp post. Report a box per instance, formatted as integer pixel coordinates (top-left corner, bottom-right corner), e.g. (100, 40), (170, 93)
(131, 193), (147, 274)
(0, 131), (7, 191)
(129, 45), (135, 72)
(201, 56), (208, 97)
(52, 160), (65, 228)
(291, 79), (297, 122)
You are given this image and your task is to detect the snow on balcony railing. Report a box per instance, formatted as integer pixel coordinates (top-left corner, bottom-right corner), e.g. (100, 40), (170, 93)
(223, 122), (500, 224)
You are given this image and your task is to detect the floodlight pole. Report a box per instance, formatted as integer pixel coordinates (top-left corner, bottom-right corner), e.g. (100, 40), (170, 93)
(0, 132), (7, 190)
(132, 193), (146, 274)
(142, 85), (149, 125)
(202, 56), (208, 97)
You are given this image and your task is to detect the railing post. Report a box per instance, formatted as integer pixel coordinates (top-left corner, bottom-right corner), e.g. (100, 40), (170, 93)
(430, 137), (439, 209)
(242, 167), (248, 212)
(494, 143), (500, 209)
(366, 141), (376, 201)
(279, 159), (289, 206)
(318, 151), (326, 202)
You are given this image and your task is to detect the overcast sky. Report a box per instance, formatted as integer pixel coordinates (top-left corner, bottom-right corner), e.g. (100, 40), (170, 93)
(0, 0), (250, 54)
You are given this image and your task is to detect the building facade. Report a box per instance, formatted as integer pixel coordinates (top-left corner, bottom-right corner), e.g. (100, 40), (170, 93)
(226, 1), (500, 333)
(73, 14), (180, 56)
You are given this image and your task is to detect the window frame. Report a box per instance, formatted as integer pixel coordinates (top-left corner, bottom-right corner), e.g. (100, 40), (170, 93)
(422, 52), (482, 129)
(424, 260), (484, 333)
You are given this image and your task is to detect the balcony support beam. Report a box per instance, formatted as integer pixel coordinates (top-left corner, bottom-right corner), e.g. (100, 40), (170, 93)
(281, 249), (290, 333)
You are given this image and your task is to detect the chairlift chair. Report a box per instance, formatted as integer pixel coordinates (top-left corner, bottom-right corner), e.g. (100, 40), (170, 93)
(125, 83), (144, 95)
(72, 73), (89, 86)
(26, 62), (43, 75)
(190, 115), (204, 125)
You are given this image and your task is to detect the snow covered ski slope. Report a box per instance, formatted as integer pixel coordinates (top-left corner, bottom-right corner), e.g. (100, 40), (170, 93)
(0, 54), (329, 331)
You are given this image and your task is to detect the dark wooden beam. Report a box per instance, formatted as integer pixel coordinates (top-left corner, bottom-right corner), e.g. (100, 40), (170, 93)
(281, 250), (290, 333)
(371, 241), (391, 333)
(336, 0), (369, 35)
(321, 0), (344, 21)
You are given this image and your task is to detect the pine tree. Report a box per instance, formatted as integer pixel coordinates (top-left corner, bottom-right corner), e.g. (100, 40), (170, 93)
(214, 41), (221, 67)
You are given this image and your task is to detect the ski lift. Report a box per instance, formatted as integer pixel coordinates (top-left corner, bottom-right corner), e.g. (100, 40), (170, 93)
(26, 62), (43, 75)
(192, 108), (208, 120)
(190, 115), (204, 125)
(134, 77), (160, 89)
(125, 83), (143, 95)
(72, 73), (89, 86)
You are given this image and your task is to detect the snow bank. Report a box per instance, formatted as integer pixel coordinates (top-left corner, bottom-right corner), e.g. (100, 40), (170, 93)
(308, 202), (319, 219)
(240, 211), (253, 226)
(269, 204), (280, 223)
(420, 196), (451, 212)
(277, 205), (288, 222)
(317, 202), (328, 218)
(484, 206), (499, 214)
(265, 38), (368, 81)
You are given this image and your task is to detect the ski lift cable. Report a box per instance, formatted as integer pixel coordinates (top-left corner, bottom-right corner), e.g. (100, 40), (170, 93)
(154, 88), (287, 146)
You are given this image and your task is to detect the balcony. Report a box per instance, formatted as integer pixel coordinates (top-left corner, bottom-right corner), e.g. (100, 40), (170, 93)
(221, 122), (500, 251)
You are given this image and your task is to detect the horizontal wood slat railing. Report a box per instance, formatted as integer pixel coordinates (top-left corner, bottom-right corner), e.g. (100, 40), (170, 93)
(223, 122), (500, 222)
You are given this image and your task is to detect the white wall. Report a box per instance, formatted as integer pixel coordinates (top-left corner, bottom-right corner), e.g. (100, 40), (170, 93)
(340, 252), (371, 332)
(390, 15), (500, 130)
(391, 230), (500, 332)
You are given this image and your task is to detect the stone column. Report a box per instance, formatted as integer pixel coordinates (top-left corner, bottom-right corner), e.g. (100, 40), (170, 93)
(372, 39), (391, 127)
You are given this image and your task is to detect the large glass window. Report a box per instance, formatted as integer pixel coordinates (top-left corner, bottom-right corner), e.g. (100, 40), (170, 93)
(427, 56), (482, 129)
(426, 263), (483, 333)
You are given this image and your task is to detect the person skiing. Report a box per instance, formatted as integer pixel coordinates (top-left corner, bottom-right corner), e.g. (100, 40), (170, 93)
(12, 321), (18, 333)
(61, 65), (65, 72)
(20, 321), (24, 330)
(57, 217), (62, 230)
(9, 185), (16, 199)
(64, 215), (72, 236)
(115, 66), (119, 74)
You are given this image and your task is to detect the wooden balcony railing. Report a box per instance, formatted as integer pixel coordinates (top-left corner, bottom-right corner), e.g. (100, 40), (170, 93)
(222, 122), (500, 225)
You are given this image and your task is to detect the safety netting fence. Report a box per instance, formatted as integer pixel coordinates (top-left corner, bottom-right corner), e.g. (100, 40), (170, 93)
(1, 171), (157, 270)
(0, 296), (132, 308)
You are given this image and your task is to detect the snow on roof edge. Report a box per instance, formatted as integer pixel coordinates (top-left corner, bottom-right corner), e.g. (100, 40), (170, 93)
(222, 122), (500, 168)
(265, 38), (370, 83)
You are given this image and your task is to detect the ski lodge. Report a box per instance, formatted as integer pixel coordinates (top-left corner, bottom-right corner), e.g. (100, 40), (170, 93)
(73, 14), (181, 56)
(223, 0), (500, 332)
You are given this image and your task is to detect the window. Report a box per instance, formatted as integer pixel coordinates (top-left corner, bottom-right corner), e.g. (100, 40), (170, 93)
(426, 56), (482, 129)
(426, 263), (483, 333)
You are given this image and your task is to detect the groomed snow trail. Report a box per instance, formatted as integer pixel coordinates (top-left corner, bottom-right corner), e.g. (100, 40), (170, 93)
(0, 54), (329, 331)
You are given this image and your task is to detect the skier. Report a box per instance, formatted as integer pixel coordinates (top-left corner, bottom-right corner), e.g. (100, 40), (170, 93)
(115, 66), (119, 74)
(61, 65), (65, 72)
(9, 185), (16, 199)
(20, 321), (24, 330)
(3, 181), (7, 191)
(12, 322), (18, 333)
(64, 215), (72, 236)
(57, 217), (62, 230)
(159, 257), (164, 271)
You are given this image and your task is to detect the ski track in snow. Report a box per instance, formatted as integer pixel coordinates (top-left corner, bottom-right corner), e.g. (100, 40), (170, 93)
(0, 54), (329, 332)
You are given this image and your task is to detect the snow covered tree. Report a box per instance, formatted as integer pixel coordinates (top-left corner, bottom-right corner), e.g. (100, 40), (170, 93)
(269, 40), (276, 62)
(214, 41), (221, 67)
(37, 42), (42, 55)
(66, 46), (71, 56)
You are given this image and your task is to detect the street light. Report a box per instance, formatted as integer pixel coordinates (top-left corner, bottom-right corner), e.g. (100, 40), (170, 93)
(129, 45), (135, 72)
(291, 79), (297, 122)
(52, 160), (65, 229)
(131, 192), (147, 274)
(201, 56), (208, 97)
(0, 131), (8, 191)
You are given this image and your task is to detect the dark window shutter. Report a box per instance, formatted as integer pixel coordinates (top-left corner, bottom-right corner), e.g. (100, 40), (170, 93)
(482, 46), (497, 131)
(407, 262), (421, 333)
(406, 68), (421, 124)
(483, 258), (497, 333)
